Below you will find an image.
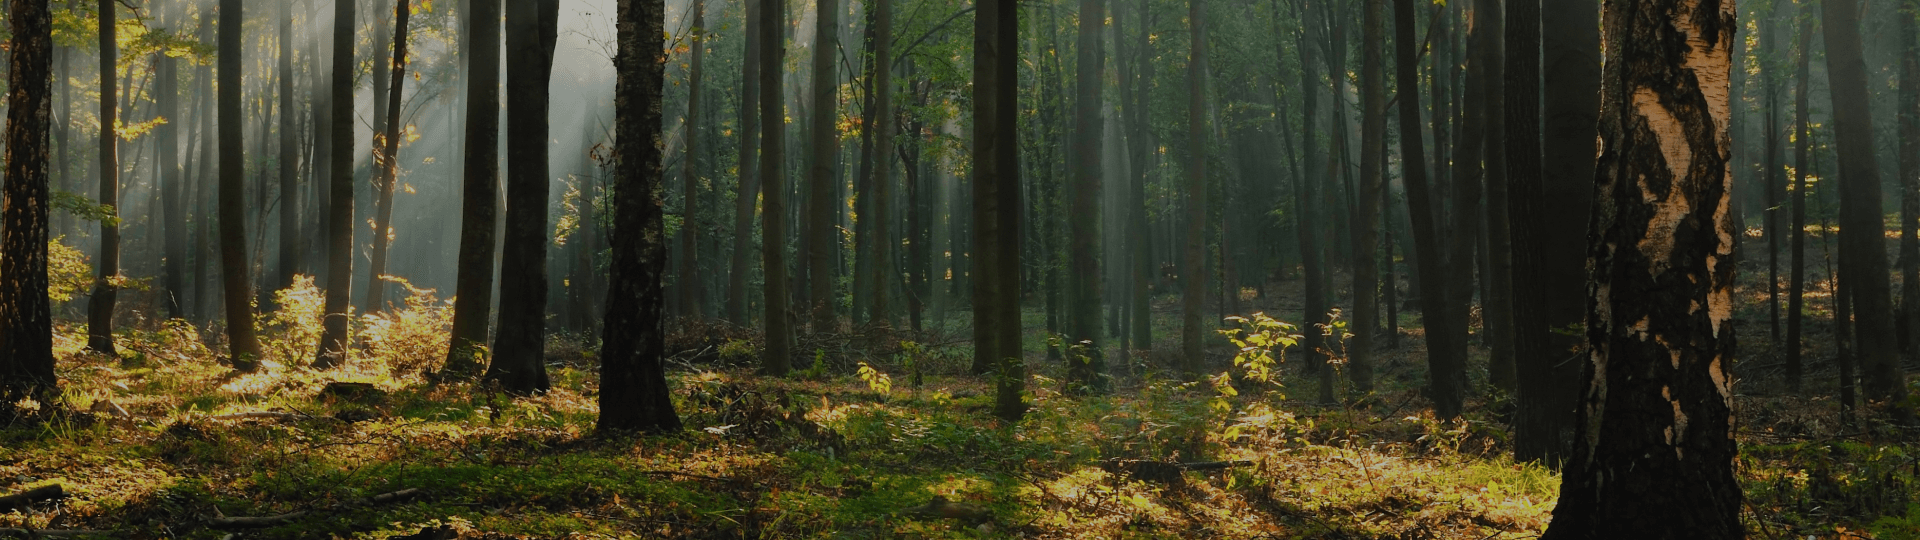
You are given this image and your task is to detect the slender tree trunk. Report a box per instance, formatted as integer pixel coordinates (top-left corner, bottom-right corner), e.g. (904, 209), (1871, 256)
(678, 0), (708, 319)
(218, 0), (263, 368)
(1125, 0), (1153, 352)
(488, 0), (560, 394)
(364, 0), (411, 313)
(277, 0), (298, 295)
(760, 0), (794, 375)
(160, 30), (184, 320)
(727, 0), (762, 325)
(1393, 0), (1466, 419)
(315, 0), (359, 369)
(84, 0), (118, 357)
(1287, 0), (1332, 405)
(805, 0), (841, 334)
(1178, 0), (1209, 379)
(1506, 0), (1561, 458)
(1539, 0), (1742, 534)
(0, 0), (56, 411)
(1787, 7), (1811, 393)
(1479, 0), (1515, 395)
(310, 0), (331, 290)
(974, 0), (1026, 421)
(1067, 0), (1106, 392)
(1350, 0), (1384, 393)
(1823, 0), (1910, 410)
(1900, 0), (1920, 358)
(442, 0), (501, 377)
(869, 0), (894, 325)
(1767, 9), (1785, 351)
(1449, 0), (1490, 403)
(597, 0), (683, 435)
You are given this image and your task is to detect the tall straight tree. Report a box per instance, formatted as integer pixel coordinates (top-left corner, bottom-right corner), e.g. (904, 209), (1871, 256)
(1350, 0), (1384, 394)
(598, 0), (682, 434)
(1066, 0), (1105, 392)
(1448, 0), (1490, 403)
(868, 0), (894, 325)
(84, 0), (118, 356)
(1766, 0), (1786, 348)
(1539, 0), (1741, 534)
(442, 0), (502, 378)
(309, 0), (332, 289)
(276, 0), (297, 292)
(974, 0), (1025, 421)
(0, 0), (56, 412)
(759, 0), (793, 375)
(490, 0), (560, 394)
(1506, 0), (1564, 461)
(363, 0), (410, 312)
(1393, 0), (1466, 419)
(159, 20), (184, 319)
(1123, 0), (1152, 351)
(1288, 0), (1334, 405)
(315, 0), (357, 369)
(1479, 0), (1516, 394)
(1823, 0), (1910, 409)
(218, 0), (263, 368)
(1178, 0), (1208, 379)
(805, 0), (841, 334)
(1787, 4), (1812, 393)
(677, 0), (707, 318)
(1522, 0), (1600, 462)
(726, 0), (761, 325)
(1899, 0), (1920, 352)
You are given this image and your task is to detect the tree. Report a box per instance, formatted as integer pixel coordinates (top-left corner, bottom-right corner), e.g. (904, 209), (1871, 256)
(218, 0), (264, 369)
(442, 0), (502, 378)
(760, 0), (793, 376)
(974, 0), (1025, 421)
(1787, 4), (1811, 393)
(805, 0), (841, 334)
(1900, 0), (1920, 356)
(1066, 0), (1105, 392)
(1539, 0), (1742, 534)
(1478, 0), (1516, 395)
(489, 0), (561, 394)
(1179, 0), (1209, 380)
(1448, 0), (1491, 408)
(868, 0), (895, 326)
(1350, 0), (1384, 394)
(1823, 0), (1910, 410)
(276, 0), (298, 294)
(597, 0), (683, 435)
(364, 0), (411, 313)
(84, 0), (119, 357)
(160, 15), (185, 320)
(725, 0), (762, 325)
(1121, 0), (1152, 353)
(315, 0), (358, 370)
(0, 0), (56, 413)
(1393, 0), (1467, 419)
(677, 0), (708, 319)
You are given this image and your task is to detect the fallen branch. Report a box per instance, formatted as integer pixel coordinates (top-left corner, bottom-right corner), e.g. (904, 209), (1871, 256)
(0, 529), (115, 538)
(0, 485), (64, 513)
(210, 412), (311, 422)
(207, 488), (425, 529)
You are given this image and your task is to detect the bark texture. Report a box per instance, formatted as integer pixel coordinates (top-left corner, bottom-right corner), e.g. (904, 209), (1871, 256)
(489, 0), (561, 394)
(1179, 0), (1208, 379)
(442, 0), (501, 378)
(85, 0), (118, 357)
(973, 0), (1025, 421)
(0, 0), (56, 411)
(805, 0), (841, 334)
(1067, 0), (1106, 392)
(760, 0), (793, 376)
(218, 0), (263, 367)
(1393, 0), (1466, 419)
(364, 0), (411, 313)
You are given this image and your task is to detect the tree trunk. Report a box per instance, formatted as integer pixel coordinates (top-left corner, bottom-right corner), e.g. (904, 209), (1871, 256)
(869, 0), (894, 326)
(0, 0), (56, 411)
(1823, 0), (1910, 410)
(1067, 0), (1106, 392)
(217, 0), (263, 368)
(726, 0), (762, 326)
(1449, 0), (1490, 404)
(364, 0), (411, 313)
(441, 0), (501, 377)
(1286, 0), (1332, 405)
(1787, 7), (1811, 393)
(84, 0), (118, 357)
(1478, 0), (1515, 395)
(160, 26), (184, 320)
(1124, 0), (1153, 352)
(973, 0), (1025, 421)
(1350, 0), (1384, 394)
(1900, 0), (1920, 359)
(309, 0), (331, 291)
(597, 0), (683, 435)
(1393, 0), (1467, 419)
(678, 0), (708, 319)
(488, 0), (560, 394)
(760, 0), (794, 376)
(1178, 0), (1209, 380)
(316, 0), (359, 369)
(1539, 0), (1742, 534)
(277, 0), (298, 295)
(805, 0), (841, 334)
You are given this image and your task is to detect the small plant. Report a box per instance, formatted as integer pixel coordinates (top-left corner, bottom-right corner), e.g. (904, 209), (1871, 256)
(798, 349), (830, 380)
(718, 338), (756, 363)
(1219, 312), (1300, 386)
(857, 362), (892, 398)
(360, 276), (453, 375)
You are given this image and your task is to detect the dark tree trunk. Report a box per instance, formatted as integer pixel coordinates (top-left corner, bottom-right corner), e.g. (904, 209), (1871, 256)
(1823, 0), (1910, 410)
(1539, 0), (1742, 535)
(805, 0), (841, 334)
(1286, 0), (1333, 405)
(364, 0), (411, 313)
(1124, 0), (1152, 352)
(1393, 0), (1467, 419)
(1787, 7), (1811, 393)
(1350, 0), (1384, 393)
(1900, 0), (1920, 358)
(316, 0), (359, 369)
(0, 0), (56, 412)
(726, 0), (761, 326)
(218, 0), (263, 368)
(869, 0), (894, 326)
(1067, 0), (1106, 392)
(488, 0), (560, 394)
(309, 0), (331, 291)
(1179, 0), (1209, 379)
(160, 27), (184, 320)
(1506, 0), (1559, 458)
(1478, 0), (1515, 395)
(277, 0), (298, 295)
(1449, 0), (1490, 402)
(442, 0), (501, 377)
(597, 0), (683, 435)
(678, 0), (707, 319)
(85, 0), (118, 357)
(973, 0), (1025, 421)
(760, 0), (793, 375)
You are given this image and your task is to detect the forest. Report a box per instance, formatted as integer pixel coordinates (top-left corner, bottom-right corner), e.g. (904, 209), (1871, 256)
(0, 0), (1906, 537)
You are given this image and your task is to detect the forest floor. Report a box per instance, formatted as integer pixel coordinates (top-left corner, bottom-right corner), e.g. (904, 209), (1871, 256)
(0, 254), (1916, 539)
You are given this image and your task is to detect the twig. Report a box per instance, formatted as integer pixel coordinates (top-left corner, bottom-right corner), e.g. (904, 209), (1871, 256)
(207, 488), (424, 529)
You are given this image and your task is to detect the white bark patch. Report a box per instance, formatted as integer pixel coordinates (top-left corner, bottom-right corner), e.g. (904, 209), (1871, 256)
(1708, 174), (1734, 336)
(1632, 88), (1692, 276)
(1630, 316), (1651, 341)
(1584, 342), (1609, 467)
(1664, 385), (1689, 459)
(1709, 355), (1732, 402)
